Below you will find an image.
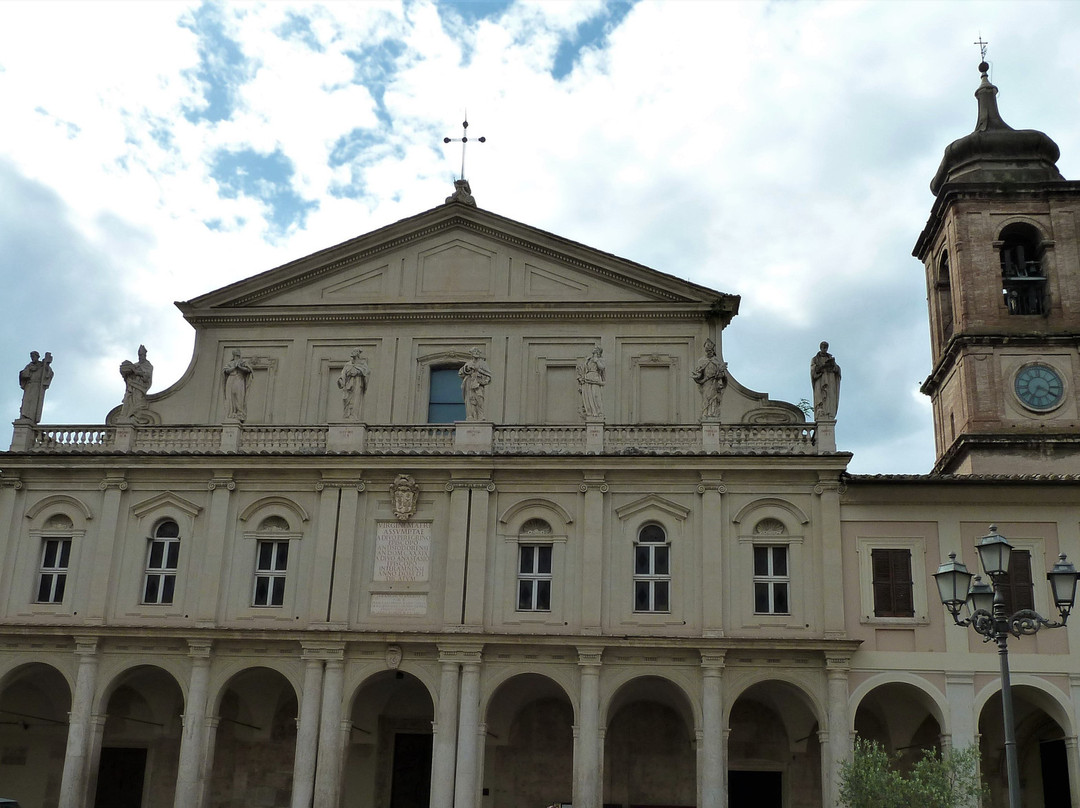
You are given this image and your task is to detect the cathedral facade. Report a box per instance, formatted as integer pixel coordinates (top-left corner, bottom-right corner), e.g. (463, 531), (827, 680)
(1, 64), (1079, 808)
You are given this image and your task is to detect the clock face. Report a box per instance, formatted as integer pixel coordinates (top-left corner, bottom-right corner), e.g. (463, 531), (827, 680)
(1014, 364), (1065, 411)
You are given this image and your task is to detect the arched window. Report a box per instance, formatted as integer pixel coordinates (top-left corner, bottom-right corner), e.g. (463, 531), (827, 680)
(937, 250), (954, 340)
(999, 223), (1047, 315)
(517, 519), (552, 611)
(634, 523), (670, 613)
(36, 514), (73, 604)
(428, 365), (466, 422)
(144, 519), (180, 604)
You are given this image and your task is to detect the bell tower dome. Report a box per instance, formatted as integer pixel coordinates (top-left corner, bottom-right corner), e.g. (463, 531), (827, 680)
(914, 61), (1080, 474)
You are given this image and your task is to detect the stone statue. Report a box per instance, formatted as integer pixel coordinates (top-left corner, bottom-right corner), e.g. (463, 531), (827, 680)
(390, 474), (419, 521)
(223, 349), (254, 422)
(337, 348), (370, 421)
(691, 338), (727, 420)
(445, 178), (476, 206)
(18, 350), (53, 423)
(458, 347), (492, 421)
(810, 341), (841, 420)
(119, 345), (154, 424)
(577, 345), (606, 420)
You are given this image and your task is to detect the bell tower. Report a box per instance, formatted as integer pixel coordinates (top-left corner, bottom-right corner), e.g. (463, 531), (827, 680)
(914, 61), (1080, 474)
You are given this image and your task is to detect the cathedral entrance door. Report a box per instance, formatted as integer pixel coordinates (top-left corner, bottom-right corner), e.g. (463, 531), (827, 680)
(389, 732), (432, 808)
(728, 770), (782, 808)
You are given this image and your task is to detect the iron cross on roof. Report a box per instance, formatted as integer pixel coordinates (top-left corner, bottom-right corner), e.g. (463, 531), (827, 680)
(974, 34), (989, 63)
(443, 116), (486, 181)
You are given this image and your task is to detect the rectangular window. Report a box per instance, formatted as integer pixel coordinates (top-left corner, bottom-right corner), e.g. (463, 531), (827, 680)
(428, 366), (466, 422)
(871, 548), (914, 617)
(999, 549), (1035, 615)
(253, 540), (289, 607)
(634, 543), (670, 612)
(144, 538), (179, 604)
(517, 544), (552, 611)
(36, 538), (71, 603)
(753, 545), (789, 614)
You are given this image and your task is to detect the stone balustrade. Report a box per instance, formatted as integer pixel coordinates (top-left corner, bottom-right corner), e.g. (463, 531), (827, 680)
(11, 421), (823, 455)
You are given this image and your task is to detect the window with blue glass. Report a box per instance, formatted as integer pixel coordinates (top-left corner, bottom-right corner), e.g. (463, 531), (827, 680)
(428, 366), (465, 422)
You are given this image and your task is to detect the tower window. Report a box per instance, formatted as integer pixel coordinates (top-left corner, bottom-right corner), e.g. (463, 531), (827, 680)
(937, 250), (953, 341)
(999, 223), (1047, 315)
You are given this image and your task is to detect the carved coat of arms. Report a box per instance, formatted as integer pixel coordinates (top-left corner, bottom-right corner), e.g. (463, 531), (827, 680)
(390, 474), (419, 521)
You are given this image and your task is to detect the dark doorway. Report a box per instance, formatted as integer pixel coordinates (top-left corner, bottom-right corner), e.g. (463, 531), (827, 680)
(729, 770), (782, 808)
(1041, 739), (1072, 808)
(390, 733), (433, 808)
(94, 747), (147, 808)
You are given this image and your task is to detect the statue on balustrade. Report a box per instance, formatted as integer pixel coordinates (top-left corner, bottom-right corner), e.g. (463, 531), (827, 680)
(18, 350), (53, 424)
(810, 341), (841, 420)
(577, 345), (606, 420)
(223, 349), (254, 422)
(119, 345), (155, 425)
(337, 348), (370, 421)
(692, 338), (727, 420)
(459, 347), (492, 421)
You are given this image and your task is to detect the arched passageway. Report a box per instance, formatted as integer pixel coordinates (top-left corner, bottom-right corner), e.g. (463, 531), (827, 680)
(0, 663), (71, 807)
(342, 669), (435, 808)
(604, 676), (696, 808)
(980, 685), (1073, 808)
(483, 673), (574, 808)
(92, 665), (183, 808)
(728, 680), (821, 808)
(209, 667), (298, 807)
(854, 681), (944, 769)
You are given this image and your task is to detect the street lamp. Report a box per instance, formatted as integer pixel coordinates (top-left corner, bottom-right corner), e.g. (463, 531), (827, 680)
(933, 524), (1075, 808)
(934, 525), (1080, 808)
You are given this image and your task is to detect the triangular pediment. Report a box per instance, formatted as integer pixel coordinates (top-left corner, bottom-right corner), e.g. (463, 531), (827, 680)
(179, 202), (737, 320)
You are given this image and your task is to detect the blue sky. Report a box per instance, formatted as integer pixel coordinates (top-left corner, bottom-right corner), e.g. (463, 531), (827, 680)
(2, 0), (1080, 473)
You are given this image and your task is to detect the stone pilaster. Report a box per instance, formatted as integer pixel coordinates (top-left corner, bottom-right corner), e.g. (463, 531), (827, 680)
(196, 475), (235, 626)
(580, 477), (607, 633)
(573, 646), (603, 808)
(700, 478), (725, 637)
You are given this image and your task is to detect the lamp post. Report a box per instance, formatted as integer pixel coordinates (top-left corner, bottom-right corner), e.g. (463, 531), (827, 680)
(934, 525), (1080, 808)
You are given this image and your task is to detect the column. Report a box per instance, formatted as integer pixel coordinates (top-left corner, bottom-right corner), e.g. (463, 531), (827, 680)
(196, 475), (234, 625)
(431, 655), (461, 808)
(454, 658), (482, 808)
(0, 477), (23, 605)
(1069, 674), (1080, 808)
(325, 480), (363, 627)
(700, 480), (724, 637)
(945, 672), (977, 750)
(314, 654), (346, 808)
(82, 713), (108, 807)
(58, 637), (99, 808)
(199, 717), (221, 808)
(174, 641), (213, 808)
(291, 653), (325, 808)
(580, 478), (606, 633)
(700, 652), (725, 808)
(824, 655), (852, 808)
(473, 722), (488, 807)
(573, 647), (602, 808)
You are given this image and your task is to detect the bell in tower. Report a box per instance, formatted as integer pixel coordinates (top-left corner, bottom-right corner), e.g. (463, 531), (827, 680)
(913, 59), (1080, 474)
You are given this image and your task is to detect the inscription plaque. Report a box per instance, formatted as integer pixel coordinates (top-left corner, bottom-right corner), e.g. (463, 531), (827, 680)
(371, 593), (428, 616)
(374, 522), (431, 582)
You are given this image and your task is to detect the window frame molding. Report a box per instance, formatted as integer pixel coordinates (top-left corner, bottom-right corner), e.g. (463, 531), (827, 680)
(236, 508), (304, 619)
(857, 536), (930, 626)
(29, 520), (84, 609)
(496, 505), (570, 628)
(737, 526), (805, 629)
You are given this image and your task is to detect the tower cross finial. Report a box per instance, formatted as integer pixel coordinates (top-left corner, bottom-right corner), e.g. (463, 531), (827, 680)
(974, 34), (989, 64)
(443, 114), (486, 181)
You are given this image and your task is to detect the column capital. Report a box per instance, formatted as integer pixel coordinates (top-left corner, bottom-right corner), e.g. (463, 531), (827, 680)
(438, 642), (484, 664)
(187, 640), (213, 659)
(700, 650), (726, 671)
(315, 477), (366, 491)
(0, 474), (23, 489)
(207, 476), (236, 492)
(579, 472), (608, 493)
(98, 475), (128, 491)
(301, 641), (345, 661)
(577, 646), (604, 668)
(824, 654), (852, 674)
(73, 636), (100, 657)
(946, 671), (976, 685)
(444, 478), (496, 492)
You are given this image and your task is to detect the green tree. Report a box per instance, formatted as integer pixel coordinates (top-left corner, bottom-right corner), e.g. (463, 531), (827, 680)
(838, 738), (985, 808)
